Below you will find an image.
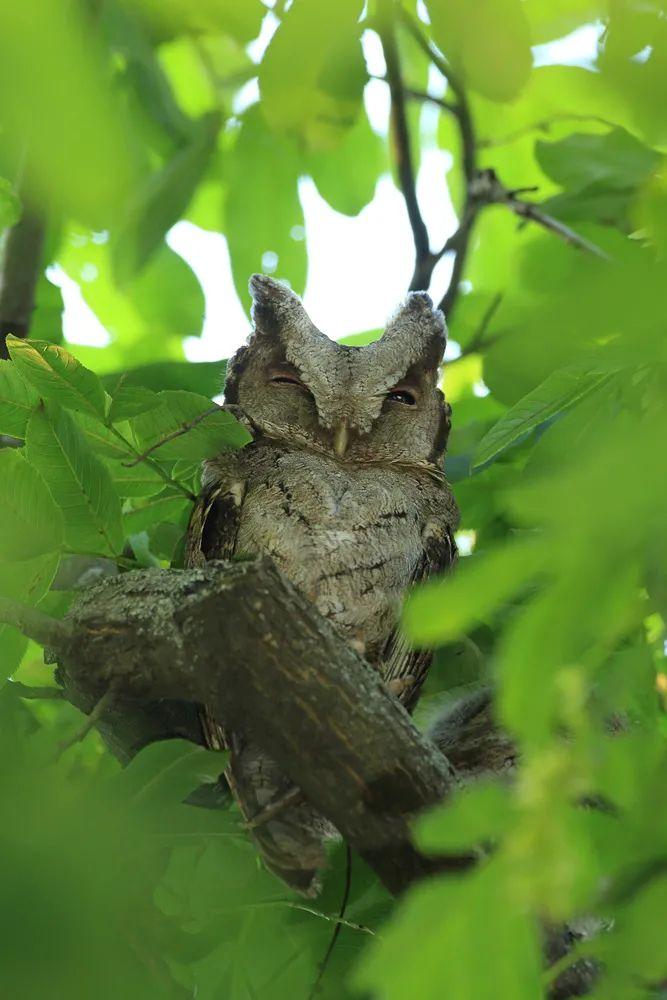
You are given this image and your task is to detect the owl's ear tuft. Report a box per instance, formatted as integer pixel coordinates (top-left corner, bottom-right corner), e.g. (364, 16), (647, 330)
(248, 274), (302, 336)
(379, 293), (447, 373)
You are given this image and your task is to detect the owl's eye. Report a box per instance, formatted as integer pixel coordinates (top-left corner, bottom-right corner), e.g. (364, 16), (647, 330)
(270, 372), (304, 388)
(386, 387), (417, 406)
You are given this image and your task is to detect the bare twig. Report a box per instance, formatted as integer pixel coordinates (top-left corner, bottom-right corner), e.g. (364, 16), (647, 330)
(377, 0), (434, 291)
(0, 595), (72, 647)
(247, 785), (304, 830)
(107, 424), (195, 501)
(123, 404), (220, 469)
(457, 292), (503, 358)
(10, 682), (64, 700)
(475, 169), (610, 259)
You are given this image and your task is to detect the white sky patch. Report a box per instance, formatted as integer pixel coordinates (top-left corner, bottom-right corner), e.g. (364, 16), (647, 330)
(47, 264), (110, 347)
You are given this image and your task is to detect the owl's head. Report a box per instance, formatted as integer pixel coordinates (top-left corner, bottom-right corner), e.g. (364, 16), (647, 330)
(224, 274), (452, 468)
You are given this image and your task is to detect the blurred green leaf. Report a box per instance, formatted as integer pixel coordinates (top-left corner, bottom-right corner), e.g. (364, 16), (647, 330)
(474, 363), (618, 469)
(112, 112), (221, 283)
(130, 390), (251, 461)
(102, 360), (225, 396)
(26, 403), (124, 557)
(427, 0), (532, 102)
(124, 495), (191, 534)
(0, 360), (38, 438)
(109, 738), (226, 808)
(536, 128), (660, 192)
(121, 0), (264, 44)
(225, 107), (307, 303)
(0, 0), (135, 223)
(356, 862), (542, 1000)
(0, 450), (64, 562)
(259, 0), (365, 150)
(307, 108), (385, 216)
(0, 552), (59, 683)
(7, 337), (106, 420)
(404, 538), (546, 645)
(416, 781), (514, 854)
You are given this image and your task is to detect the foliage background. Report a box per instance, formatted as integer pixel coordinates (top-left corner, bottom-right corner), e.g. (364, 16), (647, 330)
(0, 0), (666, 997)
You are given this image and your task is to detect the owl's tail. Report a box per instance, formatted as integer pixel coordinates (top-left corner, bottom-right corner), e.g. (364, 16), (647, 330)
(199, 706), (329, 896)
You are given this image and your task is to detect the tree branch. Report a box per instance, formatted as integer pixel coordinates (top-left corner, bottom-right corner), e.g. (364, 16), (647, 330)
(377, 0), (434, 291)
(0, 595), (73, 647)
(0, 191), (46, 359)
(52, 558), (475, 895)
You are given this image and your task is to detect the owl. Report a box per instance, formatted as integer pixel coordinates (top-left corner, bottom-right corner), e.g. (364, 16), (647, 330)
(186, 274), (459, 895)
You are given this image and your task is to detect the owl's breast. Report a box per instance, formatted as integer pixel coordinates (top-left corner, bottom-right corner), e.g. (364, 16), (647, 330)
(234, 447), (432, 661)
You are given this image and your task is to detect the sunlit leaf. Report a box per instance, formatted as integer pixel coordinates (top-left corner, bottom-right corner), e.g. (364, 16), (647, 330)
(427, 0), (532, 102)
(112, 112), (221, 283)
(259, 0), (366, 150)
(107, 385), (161, 423)
(307, 108), (386, 216)
(7, 337), (107, 420)
(225, 106), (307, 304)
(124, 495), (191, 534)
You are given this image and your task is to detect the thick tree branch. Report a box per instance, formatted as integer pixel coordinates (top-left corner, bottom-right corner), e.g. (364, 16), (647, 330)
(0, 197), (46, 359)
(377, 1), (434, 292)
(0, 595), (73, 647)
(49, 558), (475, 895)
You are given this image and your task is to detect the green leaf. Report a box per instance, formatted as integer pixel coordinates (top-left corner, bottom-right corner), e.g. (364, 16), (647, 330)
(259, 0), (365, 150)
(0, 176), (21, 229)
(404, 538), (547, 645)
(225, 105), (307, 303)
(473, 364), (618, 469)
(307, 108), (385, 216)
(416, 781), (514, 854)
(427, 0), (532, 103)
(130, 390), (251, 461)
(7, 337), (106, 419)
(73, 412), (136, 461)
(26, 404), (124, 558)
(108, 738), (227, 808)
(0, 360), (38, 438)
(107, 385), (161, 424)
(0, 552), (60, 683)
(536, 127), (661, 193)
(356, 862), (542, 1000)
(0, 0), (135, 224)
(124, 495), (191, 534)
(112, 111), (221, 284)
(102, 360), (225, 396)
(105, 460), (164, 498)
(122, 0), (264, 45)
(0, 450), (64, 562)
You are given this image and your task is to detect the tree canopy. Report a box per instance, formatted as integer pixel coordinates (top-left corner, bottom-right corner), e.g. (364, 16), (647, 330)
(0, 1), (666, 997)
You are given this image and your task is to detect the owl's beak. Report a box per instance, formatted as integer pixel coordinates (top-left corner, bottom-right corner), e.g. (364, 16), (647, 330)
(333, 422), (349, 457)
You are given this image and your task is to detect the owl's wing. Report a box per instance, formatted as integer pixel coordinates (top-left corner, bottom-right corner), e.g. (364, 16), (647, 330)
(185, 472), (246, 750)
(380, 519), (457, 713)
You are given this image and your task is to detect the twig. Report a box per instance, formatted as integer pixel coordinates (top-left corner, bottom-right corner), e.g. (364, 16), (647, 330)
(458, 292), (503, 358)
(247, 785), (303, 830)
(475, 169), (610, 260)
(377, 0), (434, 291)
(307, 844), (353, 1000)
(0, 595), (72, 647)
(396, 7), (480, 316)
(285, 900), (374, 936)
(123, 404), (220, 469)
(108, 425), (195, 501)
(10, 681), (64, 700)
(55, 683), (118, 760)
